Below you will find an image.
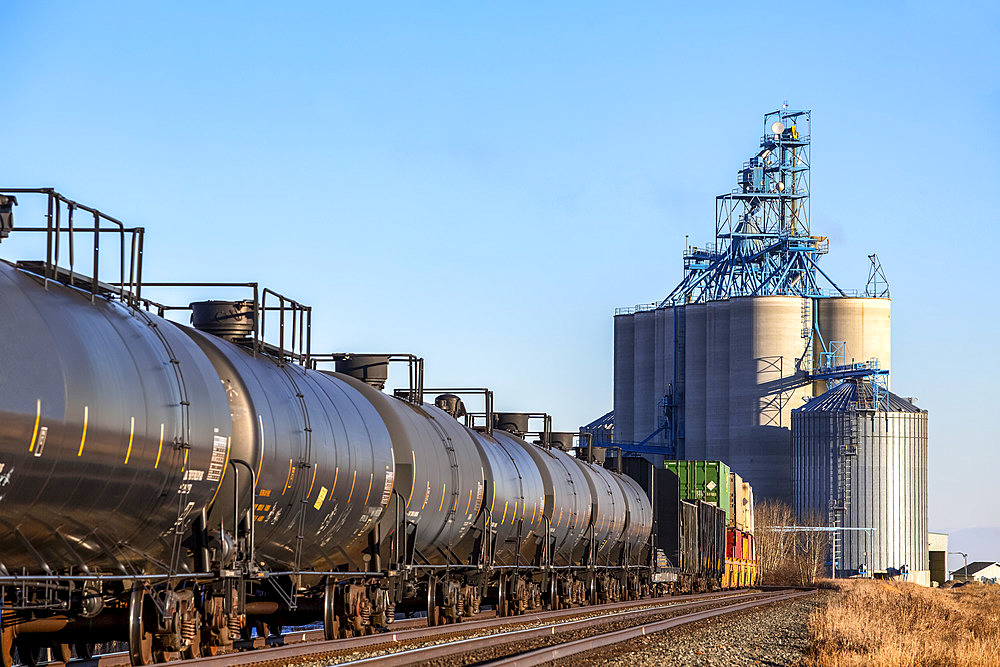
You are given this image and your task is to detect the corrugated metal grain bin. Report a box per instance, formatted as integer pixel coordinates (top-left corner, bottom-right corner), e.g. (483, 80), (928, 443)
(792, 379), (928, 585)
(730, 472), (747, 530)
(666, 460), (731, 526)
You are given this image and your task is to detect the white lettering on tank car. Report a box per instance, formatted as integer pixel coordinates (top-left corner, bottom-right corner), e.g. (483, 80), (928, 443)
(207, 435), (228, 482)
(184, 469), (205, 481)
(379, 469), (394, 507)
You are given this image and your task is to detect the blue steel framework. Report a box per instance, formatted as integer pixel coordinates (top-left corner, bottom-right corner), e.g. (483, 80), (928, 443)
(597, 107), (891, 459)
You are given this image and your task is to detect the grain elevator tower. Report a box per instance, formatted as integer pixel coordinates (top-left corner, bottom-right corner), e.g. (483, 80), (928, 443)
(612, 107), (892, 504)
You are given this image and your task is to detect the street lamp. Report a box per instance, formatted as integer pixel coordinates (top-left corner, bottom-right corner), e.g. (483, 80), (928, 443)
(949, 551), (969, 581)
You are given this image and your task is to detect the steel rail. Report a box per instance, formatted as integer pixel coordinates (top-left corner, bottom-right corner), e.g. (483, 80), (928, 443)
(332, 590), (795, 667)
(109, 590), (761, 667)
(485, 588), (816, 666)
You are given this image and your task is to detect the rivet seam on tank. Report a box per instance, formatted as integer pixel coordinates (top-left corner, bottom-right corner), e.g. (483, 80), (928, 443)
(28, 399), (41, 452)
(124, 417), (135, 464)
(154, 423), (164, 468)
(77, 406), (89, 456)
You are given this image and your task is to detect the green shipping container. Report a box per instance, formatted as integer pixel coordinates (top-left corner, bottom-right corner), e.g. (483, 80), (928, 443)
(665, 460), (731, 527)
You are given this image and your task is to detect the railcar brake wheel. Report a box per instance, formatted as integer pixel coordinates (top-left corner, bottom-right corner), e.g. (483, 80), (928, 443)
(127, 588), (154, 666)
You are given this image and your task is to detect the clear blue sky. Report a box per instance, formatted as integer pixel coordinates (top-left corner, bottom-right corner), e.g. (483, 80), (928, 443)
(3, 2), (998, 563)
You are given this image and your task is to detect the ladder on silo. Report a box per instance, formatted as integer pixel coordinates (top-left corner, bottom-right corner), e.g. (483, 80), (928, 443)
(801, 299), (813, 372)
(832, 413), (859, 576)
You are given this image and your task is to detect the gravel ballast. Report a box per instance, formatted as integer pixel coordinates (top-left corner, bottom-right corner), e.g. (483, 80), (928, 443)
(570, 590), (832, 667)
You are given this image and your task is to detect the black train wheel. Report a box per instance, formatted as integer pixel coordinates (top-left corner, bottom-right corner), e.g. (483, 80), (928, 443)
(127, 588), (155, 666)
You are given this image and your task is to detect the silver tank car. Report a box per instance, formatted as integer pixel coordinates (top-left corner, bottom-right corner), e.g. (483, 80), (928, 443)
(184, 330), (396, 572)
(0, 262), (233, 574)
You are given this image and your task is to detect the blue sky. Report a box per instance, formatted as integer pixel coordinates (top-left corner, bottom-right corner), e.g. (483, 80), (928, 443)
(3, 2), (998, 563)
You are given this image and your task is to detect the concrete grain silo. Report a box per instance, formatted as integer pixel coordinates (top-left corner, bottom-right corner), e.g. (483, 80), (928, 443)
(726, 296), (813, 503)
(792, 380), (928, 585)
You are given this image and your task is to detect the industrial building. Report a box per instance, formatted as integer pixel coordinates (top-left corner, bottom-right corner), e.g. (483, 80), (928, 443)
(596, 107), (929, 583)
(928, 532), (949, 586)
(951, 562), (1000, 584)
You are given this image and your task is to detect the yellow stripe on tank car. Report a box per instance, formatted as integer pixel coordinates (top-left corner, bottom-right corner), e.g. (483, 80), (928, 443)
(406, 451), (416, 509)
(282, 458), (294, 495)
(465, 488), (474, 515)
(208, 437), (232, 506)
(438, 483), (446, 512)
(501, 501), (508, 525)
(124, 416), (135, 464)
(346, 470), (358, 503)
(331, 466), (340, 492)
(28, 399), (41, 452)
(307, 464), (318, 499)
(154, 423), (164, 468)
(77, 406), (89, 456)
(255, 415), (265, 479)
(531, 502), (537, 526)
(182, 447), (189, 472)
(364, 472), (374, 505)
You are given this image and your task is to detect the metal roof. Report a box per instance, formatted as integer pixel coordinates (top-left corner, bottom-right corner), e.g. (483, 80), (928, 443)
(951, 562), (1000, 577)
(796, 379), (924, 413)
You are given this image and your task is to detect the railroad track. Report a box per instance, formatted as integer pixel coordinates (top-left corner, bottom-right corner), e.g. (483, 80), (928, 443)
(86, 589), (804, 667)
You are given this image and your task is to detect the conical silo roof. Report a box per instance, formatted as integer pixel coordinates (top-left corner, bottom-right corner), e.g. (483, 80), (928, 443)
(797, 378), (922, 413)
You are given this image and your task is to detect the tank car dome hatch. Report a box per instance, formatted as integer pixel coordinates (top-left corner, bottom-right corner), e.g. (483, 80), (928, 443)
(335, 354), (390, 390)
(548, 432), (577, 452)
(494, 412), (530, 436)
(434, 393), (467, 419)
(190, 300), (255, 340)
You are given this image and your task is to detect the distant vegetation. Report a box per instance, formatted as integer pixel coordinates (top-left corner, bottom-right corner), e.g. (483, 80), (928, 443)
(755, 500), (828, 585)
(806, 579), (1000, 666)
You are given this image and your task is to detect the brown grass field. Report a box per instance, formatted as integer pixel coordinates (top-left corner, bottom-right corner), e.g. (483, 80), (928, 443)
(805, 579), (1000, 666)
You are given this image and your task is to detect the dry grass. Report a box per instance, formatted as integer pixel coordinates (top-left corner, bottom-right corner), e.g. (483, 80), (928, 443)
(806, 579), (1000, 666)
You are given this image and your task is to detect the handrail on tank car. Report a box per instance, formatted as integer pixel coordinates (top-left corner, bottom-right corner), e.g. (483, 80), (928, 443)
(423, 387), (494, 434)
(309, 353), (424, 404)
(0, 187), (145, 305)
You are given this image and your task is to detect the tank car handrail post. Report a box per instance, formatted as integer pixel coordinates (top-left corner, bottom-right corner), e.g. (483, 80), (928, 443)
(66, 202), (75, 287)
(53, 195), (61, 279)
(252, 283), (260, 358)
(45, 191), (53, 282)
(135, 228), (144, 304)
(91, 210), (99, 303)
